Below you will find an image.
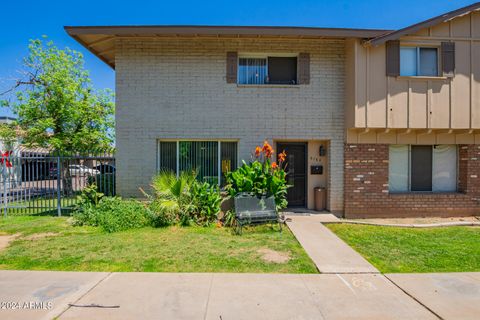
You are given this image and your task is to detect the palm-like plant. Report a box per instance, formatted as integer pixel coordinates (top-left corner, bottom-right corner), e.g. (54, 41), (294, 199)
(151, 171), (197, 224)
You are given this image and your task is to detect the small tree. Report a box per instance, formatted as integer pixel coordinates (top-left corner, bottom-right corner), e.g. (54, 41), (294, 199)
(1, 38), (114, 194)
(0, 124), (18, 151)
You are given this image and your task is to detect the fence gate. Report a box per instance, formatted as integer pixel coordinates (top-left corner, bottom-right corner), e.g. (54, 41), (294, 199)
(1, 150), (115, 217)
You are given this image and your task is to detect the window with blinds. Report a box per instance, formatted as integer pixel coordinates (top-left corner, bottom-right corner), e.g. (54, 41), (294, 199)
(388, 145), (457, 192)
(157, 140), (238, 186)
(238, 56), (297, 85)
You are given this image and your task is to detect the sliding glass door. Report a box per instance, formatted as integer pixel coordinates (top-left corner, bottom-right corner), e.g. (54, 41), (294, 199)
(158, 140), (237, 186)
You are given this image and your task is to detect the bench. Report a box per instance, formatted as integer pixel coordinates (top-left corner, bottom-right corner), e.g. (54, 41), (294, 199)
(233, 193), (281, 234)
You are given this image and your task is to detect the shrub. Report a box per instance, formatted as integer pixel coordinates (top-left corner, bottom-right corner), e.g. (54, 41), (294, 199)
(222, 210), (236, 227)
(191, 181), (222, 226)
(148, 200), (178, 227)
(148, 171), (196, 226)
(87, 174), (115, 196)
(73, 196), (151, 233)
(147, 170), (222, 226)
(225, 141), (289, 210)
(76, 184), (104, 207)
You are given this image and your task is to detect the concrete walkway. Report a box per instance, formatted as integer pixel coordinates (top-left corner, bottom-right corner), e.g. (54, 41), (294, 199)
(285, 214), (379, 273)
(0, 270), (456, 320)
(386, 273), (480, 320)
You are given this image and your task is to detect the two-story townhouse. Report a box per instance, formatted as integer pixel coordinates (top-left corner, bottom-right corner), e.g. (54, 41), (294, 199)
(66, 2), (480, 218)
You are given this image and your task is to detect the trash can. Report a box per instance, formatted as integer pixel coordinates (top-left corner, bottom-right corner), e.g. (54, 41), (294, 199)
(314, 187), (326, 211)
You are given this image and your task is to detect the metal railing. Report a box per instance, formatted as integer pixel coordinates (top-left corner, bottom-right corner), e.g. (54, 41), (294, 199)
(0, 150), (115, 217)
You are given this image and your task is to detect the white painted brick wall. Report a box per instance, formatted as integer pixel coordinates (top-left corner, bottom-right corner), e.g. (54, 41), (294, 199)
(115, 38), (345, 212)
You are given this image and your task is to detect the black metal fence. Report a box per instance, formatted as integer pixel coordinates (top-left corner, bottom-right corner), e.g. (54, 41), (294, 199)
(0, 150), (115, 216)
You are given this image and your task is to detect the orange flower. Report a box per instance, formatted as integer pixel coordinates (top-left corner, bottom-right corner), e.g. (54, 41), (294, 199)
(278, 150), (286, 163)
(271, 161), (278, 169)
(255, 146), (262, 157)
(262, 140), (274, 158)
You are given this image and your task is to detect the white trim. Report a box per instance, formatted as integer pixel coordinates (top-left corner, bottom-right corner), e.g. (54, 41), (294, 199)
(238, 52), (298, 58)
(156, 140), (160, 172)
(158, 138), (239, 142)
(217, 141), (221, 185)
(176, 141), (179, 178)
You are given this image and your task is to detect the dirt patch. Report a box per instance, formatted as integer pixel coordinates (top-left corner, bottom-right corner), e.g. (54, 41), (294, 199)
(0, 234), (20, 252)
(257, 248), (290, 264)
(23, 232), (58, 241)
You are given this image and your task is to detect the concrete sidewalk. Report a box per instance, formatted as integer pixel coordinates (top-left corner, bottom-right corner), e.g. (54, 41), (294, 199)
(0, 271), (445, 320)
(285, 214), (379, 273)
(386, 273), (480, 320)
(0, 270), (109, 320)
(2, 270), (479, 319)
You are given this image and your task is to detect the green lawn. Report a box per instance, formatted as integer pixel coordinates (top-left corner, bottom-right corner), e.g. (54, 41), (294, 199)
(327, 223), (480, 273)
(0, 216), (317, 273)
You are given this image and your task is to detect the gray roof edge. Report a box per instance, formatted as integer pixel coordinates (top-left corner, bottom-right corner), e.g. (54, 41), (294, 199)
(367, 2), (480, 46)
(64, 25), (391, 38)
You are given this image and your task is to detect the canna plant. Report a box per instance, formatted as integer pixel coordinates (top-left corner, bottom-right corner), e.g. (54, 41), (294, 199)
(225, 140), (290, 210)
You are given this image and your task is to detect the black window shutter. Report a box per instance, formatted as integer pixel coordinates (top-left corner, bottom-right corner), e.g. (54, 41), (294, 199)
(441, 42), (455, 77)
(226, 52), (238, 83)
(386, 40), (400, 77)
(298, 53), (310, 84)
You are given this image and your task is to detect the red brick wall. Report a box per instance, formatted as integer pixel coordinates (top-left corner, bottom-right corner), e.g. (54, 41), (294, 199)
(344, 144), (480, 218)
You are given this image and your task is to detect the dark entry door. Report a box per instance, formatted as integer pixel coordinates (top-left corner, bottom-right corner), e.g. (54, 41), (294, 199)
(277, 143), (307, 207)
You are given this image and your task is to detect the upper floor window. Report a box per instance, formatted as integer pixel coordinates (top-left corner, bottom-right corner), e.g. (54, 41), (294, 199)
(238, 56), (297, 85)
(400, 47), (438, 77)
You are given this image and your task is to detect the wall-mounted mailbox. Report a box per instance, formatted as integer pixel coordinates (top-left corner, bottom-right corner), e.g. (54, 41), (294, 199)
(311, 165), (323, 175)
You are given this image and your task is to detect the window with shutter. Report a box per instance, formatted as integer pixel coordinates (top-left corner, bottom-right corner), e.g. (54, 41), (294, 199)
(400, 46), (438, 77)
(237, 54), (301, 85)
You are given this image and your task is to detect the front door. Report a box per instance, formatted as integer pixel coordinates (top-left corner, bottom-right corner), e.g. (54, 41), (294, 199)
(277, 143), (307, 207)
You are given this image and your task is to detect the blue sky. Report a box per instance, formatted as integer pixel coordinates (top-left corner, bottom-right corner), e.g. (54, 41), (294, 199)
(0, 0), (475, 116)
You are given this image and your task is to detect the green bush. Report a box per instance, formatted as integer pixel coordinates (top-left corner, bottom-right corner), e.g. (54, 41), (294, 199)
(225, 141), (289, 210)
(148, 171), (196, 226)
(73, 197), (151, 233)
(148, 200), (178, 227)
(191, 181), (222, 226)
(147, 171), (222, 227)
(76, 184), (104, 207)
(222, 210), (236, 227)
(88, 174), (115, 196)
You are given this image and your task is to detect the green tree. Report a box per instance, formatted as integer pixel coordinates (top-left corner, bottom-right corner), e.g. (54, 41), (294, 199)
(1, 38), (114, 193)
(0, 124), (18, 151)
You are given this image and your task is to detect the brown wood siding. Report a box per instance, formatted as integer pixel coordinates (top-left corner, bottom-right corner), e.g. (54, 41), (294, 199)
(345, 11), (480, 138)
